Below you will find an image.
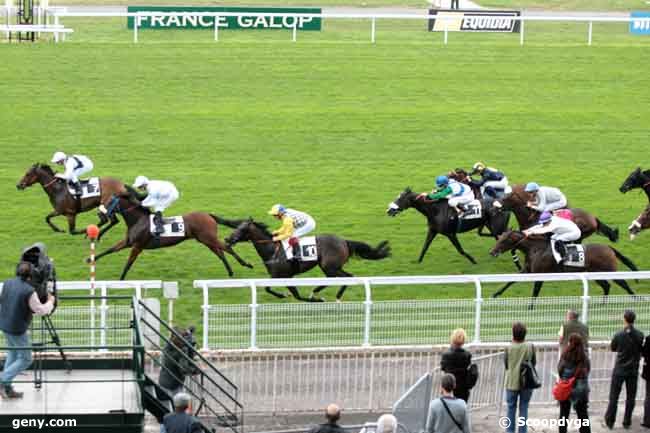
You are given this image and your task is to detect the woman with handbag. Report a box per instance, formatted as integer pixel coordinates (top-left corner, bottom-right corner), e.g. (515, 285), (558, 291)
(504, 322), (537, 433)
(557, 333), (591, 433)
(441, 328), (474, 403)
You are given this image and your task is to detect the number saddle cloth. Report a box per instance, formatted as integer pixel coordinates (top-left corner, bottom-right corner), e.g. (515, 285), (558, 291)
(67, 177), (101, 199)
(149, 215), (186, 237)
(281, 236), (318, 262)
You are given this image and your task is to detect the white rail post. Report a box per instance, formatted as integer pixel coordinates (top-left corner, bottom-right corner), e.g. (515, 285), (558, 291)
(587, 21), (592, 46)
(292, 19), (297, 42)
(250, 281), (258, 349)
(201, 283), (209, 350)
(371, 17), (375, 43)
(520, 16), (525, 46)
(580, 275), (590, 325)
(214, 14), (219, 41)
(473, 277), (483, 343)
(100, 283), (108, 350)
(90, 282), (96, 348)
(362, 279), (373, 347)
(133, 13), (139, 43)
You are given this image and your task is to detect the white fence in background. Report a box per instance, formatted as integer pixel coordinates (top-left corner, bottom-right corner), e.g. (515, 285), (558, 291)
(196, 272), (650, 350)
(4, 10), (647, 45)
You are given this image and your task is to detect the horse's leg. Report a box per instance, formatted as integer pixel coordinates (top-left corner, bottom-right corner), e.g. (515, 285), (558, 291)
(265, 287), (288, 299)
(446, 233), (477, 264)
(66, 214), (85, 235)
(45, 210), (64, 233)
(206, 243), (234, 277)
(527, 281), (544, 310)
(224, 245), (253, 269)
(334, 269), (354, 302)
(613, 279), (635, 296)
(510, 250), (522, 272)
(120, 246), (143, 280)
(595, 280), (611, 297)
(97, 216), (119, 241)
(492, 281), (517, 298)
(91, 239), (128, 263)
(287, 286), (312, 302)
(417, 228), (437, 263)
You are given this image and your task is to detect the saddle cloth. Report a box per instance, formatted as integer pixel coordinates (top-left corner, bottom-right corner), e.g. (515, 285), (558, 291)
(281, 236), (318, 262)
(563, 244), (586, 267)
(67, 177), (101, 199)
(554, 209), (574, 222)
(149, 215), (185, 237)
(461, 200), (482, 220)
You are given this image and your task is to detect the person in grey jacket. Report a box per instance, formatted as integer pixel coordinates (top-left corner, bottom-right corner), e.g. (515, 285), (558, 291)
(158, 327), (200, 399)
(426, 373), (471, 433)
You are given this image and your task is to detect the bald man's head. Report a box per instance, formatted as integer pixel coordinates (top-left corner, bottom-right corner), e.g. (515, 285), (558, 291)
(325, 403), (340, 422)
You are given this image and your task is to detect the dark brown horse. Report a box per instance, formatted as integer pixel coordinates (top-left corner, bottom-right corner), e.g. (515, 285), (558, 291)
(16, 163), (127, 235)
(620, 167), (650, 202)
(495, 184), (619, 242)
(448, 168), (482, 199)
(629, 204), (650, 240)
(224, 218), (390, 302)
(490, 230), (637, 300)
(91, 196), (253, 279)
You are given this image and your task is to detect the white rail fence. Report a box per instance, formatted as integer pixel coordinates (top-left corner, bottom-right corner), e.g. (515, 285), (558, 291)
(196, 272), (650, 350)
(4, 10), (648, 45)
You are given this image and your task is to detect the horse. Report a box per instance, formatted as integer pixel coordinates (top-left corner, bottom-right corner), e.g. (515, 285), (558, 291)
(448, 168), (482, 199)
(386, 187), (510, 264)
(620, 167), (650, 202)
(629, 204), (650, 240)
(90, 196), (253, 279)
(16, 163), (127, 235)
(223, 218), (390, 302)
(489, 230), (637, 301)
(494, 184), (619, 242)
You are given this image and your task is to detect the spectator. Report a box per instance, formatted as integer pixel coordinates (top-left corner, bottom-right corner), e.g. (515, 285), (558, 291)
(441, 328), (472, 402)
(158, 327), (200, 399)
(376, 414), (398, 433)
(450, 0), (459, 9)
(504, 321), (536, 433)
(557, 333), (591, 433)
(643, 332), (650, 428)
(309, 404), (346, 433)
(558, 309), (589, 351)
(605, 310), (644, 429)
(426, 373), (471, 433)
(160, 392), (204, 433)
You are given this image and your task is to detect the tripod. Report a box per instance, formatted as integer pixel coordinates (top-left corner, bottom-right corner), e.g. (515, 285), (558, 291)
(32, 314), (71, 389)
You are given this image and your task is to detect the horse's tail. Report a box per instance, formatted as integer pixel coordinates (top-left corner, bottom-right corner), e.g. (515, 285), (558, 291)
(596, 218), (619, 243)
(611, 247), (638, 271)
(346, 240), (391, 260)
(209, 214), (243, 229)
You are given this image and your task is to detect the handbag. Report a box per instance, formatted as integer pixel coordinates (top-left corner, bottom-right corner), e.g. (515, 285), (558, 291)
(466, 363), (479, 389)
(519, 344), (541, 390)
(440, 397), (465, 433)
(552, 376), (576, 401)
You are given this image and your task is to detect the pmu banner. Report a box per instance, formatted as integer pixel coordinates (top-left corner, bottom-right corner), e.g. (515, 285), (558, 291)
(428, 10), (521, 33)
(630, 12), (650, 35)
(127, 6), (322, 31)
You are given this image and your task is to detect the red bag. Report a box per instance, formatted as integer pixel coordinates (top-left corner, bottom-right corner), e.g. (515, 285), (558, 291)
(552, 376), (576, 401)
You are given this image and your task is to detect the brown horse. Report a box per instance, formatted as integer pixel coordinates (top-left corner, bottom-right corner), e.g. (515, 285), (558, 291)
(91, 196), (253, 279)
(490, 230), (637, 300)
(16, 163), (127, 235)
(629, 204), (650, 240)
(448, 168), (482, 198)
(495, 184), (619, 242)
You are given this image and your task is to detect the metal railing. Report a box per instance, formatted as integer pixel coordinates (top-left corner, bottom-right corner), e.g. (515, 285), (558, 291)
(196, 272), (650, 350)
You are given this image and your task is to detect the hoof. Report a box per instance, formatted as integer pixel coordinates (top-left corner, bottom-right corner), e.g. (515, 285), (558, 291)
(309, 293), (325, 303)
(335, 298), (342, 304)
(85, 257), (92, 264)
(245, 263), (253, 269)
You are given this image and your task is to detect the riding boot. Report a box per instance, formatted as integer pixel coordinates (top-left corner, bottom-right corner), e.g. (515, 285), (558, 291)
(74, 182), (83, 197)
(154, 211), (165, 235)
(553, 240), (567, 263)
(292, 243), (301, 262)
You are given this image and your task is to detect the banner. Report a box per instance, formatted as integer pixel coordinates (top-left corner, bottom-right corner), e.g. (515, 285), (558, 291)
(127, 6), (322, 31)
(428, 10), (521, 33)
(630, 12), (650, 35)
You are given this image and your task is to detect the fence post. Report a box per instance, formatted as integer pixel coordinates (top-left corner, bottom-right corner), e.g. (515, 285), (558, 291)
(292, 18), (297, 42)
(201, 283), (209, 350)
(473, 277), (483, 343)
(250, 281), (258, 349)
(587, 21), (592, 46)
(90, 282), (96, 348)
(520, 16), (524, 46)
(580, 275), (590, 325)
(214, 14), (219, 41)
(371, 17), (375, 43)
(100, 283), (108, 350)
(134, 14), (139, 43)
(363, 278), (373, 347)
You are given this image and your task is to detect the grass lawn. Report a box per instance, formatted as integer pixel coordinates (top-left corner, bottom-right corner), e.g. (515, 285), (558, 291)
(479, 0), (648, 11)
(1, 19), (649, 337)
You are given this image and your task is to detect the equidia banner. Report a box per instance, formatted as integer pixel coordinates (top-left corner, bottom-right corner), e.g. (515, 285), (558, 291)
(127, 6), (322, 31)
(428, 10), (521, 33)
(630, 12), (650, 35)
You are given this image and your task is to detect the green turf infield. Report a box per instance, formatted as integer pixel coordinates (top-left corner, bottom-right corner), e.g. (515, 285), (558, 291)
(1, 18), (649, 330)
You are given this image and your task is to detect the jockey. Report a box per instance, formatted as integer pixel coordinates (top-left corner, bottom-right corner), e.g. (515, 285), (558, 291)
(524, 211), (581, 264)
(524, 182), (568, 212)
(133, 176), (179, 236)
(51, 151), (94, 197)
(423, 175), (475, 215)
(469, 162), (509, 199)
(268, 204), (316, 260)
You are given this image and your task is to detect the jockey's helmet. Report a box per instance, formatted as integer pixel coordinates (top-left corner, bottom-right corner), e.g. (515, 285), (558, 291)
(268, 204), (286, 216)
(435, 175), (449, 188)
(51, 151), (66, 164)
(133, 176), (149, 189)
(471, 162), (486, 174)
(539, 211), (552, 224)
(525, 182), (540, 193)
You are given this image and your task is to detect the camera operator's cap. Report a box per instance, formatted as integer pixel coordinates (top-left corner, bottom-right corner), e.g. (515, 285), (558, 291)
(51, 151), (66, 163)
(21, 242), (47, 258)
(133, 175), (149, 189)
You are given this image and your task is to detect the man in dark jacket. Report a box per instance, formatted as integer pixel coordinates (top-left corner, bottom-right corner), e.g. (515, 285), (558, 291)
(158, 327), (200, 399)
(160, 392), (204, 433)
(308, 404), (346, 433)
(642, 333), (650, 428)
(0, 263), (54, 399)
(559, 310), (589, 351)
(605, 310), (644, 429)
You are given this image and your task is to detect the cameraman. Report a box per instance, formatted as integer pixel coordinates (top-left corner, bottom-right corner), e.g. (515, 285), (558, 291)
(158, 327), (200, 399)
(0, 262), (54, 399)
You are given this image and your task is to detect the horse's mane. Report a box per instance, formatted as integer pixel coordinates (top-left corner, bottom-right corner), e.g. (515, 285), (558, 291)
(34, 163), (54, 175)
(643, 169), (650, 178)
(250, 220), (272, 237)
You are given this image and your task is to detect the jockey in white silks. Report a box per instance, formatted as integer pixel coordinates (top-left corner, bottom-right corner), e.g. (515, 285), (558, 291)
(133, 176), (180, 236)
(51, 151), (94, 197)
(524, 211), (581, 263)
(525, 182), (568, 213)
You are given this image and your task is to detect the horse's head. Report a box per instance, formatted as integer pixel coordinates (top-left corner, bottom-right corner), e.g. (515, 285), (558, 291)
(17, 163), (52, 190)
(386, 187), (418, 217)
(226, 219), (271, 247)
(490, 230), (526, 256)
(448, 168), (470, 184)
(619, 167), (647, 193)
(629, 205), (650, 240)
(493, 185), (527, 211)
